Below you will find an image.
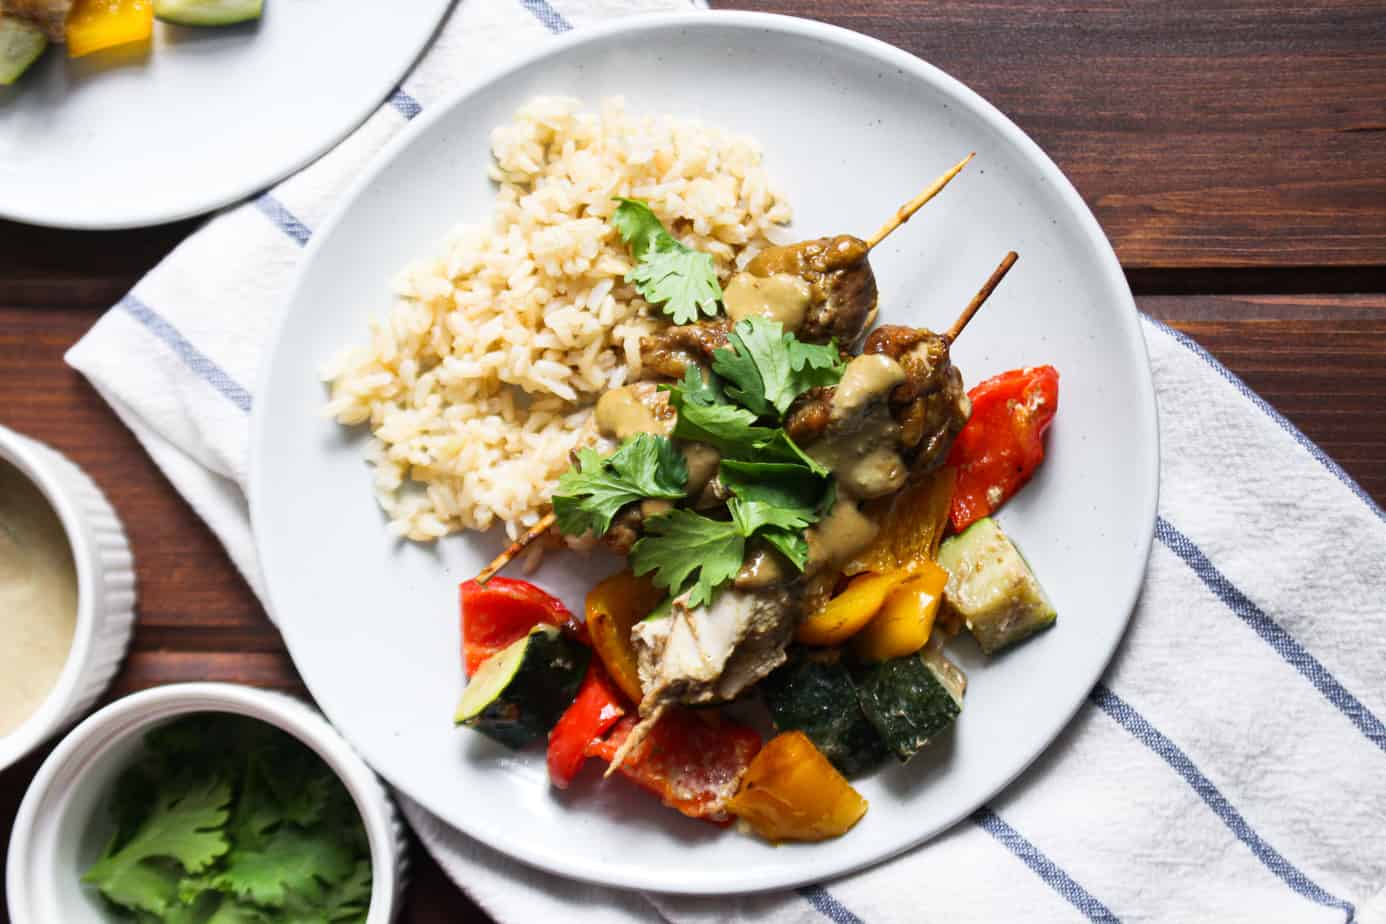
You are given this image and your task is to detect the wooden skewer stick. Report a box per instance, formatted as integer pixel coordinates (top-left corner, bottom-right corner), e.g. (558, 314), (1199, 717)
(945, 251), (1018, 344)
(864, 152), (975, 251)
(475, 510), (557, 585)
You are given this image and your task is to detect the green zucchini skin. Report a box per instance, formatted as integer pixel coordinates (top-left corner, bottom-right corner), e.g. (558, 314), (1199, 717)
(455, 626), (590, 749)
(0, 17), (48, 86)
(760, 649), (890, 778)
(853, 649), (963, 762)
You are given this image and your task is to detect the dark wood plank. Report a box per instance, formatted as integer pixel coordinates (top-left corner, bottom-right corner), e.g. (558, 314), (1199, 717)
(714, 0), (1386, 268)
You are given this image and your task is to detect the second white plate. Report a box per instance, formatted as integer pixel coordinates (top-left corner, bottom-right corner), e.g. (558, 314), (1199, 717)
(0, 0), (453, 229)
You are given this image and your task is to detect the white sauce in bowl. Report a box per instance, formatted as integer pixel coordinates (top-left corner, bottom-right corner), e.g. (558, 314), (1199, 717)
(0, 458), (78, 737)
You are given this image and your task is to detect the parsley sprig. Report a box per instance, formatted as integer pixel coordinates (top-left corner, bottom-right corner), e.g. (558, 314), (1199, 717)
(552, 433), (688, 537)
(612, 199), (722, 324)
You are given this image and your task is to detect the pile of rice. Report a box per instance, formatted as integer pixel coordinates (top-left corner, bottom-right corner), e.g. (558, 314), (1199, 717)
(323, 97), (792, 541)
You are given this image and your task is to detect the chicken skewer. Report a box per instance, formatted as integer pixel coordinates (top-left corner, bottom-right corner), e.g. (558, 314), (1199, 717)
(642, 153), (975, 376)
(475, 163), (983, 586)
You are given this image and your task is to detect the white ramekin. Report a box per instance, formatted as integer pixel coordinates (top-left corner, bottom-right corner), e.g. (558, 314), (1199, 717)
(6, 683), (408, 923)
(0, 424), (136, 771)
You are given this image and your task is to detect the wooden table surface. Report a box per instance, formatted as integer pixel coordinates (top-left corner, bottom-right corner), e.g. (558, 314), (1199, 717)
(2, 1), (1383, 920)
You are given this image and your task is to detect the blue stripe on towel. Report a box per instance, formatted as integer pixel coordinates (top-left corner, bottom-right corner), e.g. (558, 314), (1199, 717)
(519, 0), (572, 32)
(1090, 684), (1355, 919)
(1155, 515), (1386, 755)
(1142, 315), (1384, 523)
(253, 194), (312, 246)
(118, 296), (253, 413)
(797, 885), (865, 924)
(971, 807), (1121, 923)
(388, 88), (423, 120)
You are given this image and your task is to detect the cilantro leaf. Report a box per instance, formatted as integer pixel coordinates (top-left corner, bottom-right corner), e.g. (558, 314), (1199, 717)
(718, 460), (831, 514)
(710, 317), (846, 418)
(760, 527), (810, 571)
(611, 198), (723, 324)
(729, 498), (813, 535)
(552, 435), (688, 537)
(214, 826), (355, 909)
(631, 510), (745, 609)
(610, 198), (669, 260)
(83, 775), (232, 914)
(671, 365), (724, 408)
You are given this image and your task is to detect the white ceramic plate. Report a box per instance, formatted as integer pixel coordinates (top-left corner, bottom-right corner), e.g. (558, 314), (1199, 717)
(0, 1), (453, 230)
(250, 12), (1159, 894)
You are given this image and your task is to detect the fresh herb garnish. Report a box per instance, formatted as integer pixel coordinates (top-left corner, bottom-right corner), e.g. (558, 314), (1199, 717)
(82, 715), (371, 924)
(631, 509), (746, 609)
(665, 383), (828, 474)
(611, 198), (722, 324)
(551, 434), (689, 537)
(711, 317), (846, 417)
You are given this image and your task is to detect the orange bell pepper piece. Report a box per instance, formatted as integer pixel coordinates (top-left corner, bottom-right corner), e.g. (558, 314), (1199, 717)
(795, 571), (908, 646)
(727, 731), (868, 843)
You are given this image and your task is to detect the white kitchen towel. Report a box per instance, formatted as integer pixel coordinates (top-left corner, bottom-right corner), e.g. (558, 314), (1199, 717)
(65, 1), (1386, 921)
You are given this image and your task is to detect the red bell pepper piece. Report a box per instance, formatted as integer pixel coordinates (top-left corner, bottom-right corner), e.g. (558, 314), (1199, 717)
(547, 664), (628, 789)
(459, 577), (577, 676)
(586, 708), (761, 823)
(947, 365), (1059, 532)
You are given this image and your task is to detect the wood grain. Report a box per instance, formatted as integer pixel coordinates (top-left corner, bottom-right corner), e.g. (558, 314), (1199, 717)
(714, 0), (1386, 268)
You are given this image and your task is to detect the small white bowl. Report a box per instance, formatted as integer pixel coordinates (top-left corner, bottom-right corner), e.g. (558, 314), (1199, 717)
(0, 425), (135, 771)
(6, 683), (408, 923)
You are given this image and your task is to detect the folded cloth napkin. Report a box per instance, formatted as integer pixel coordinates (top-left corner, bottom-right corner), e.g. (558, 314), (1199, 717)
(66, 1), (1386, 921)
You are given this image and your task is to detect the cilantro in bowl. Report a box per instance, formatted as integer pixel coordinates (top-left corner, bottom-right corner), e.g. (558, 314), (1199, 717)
(81, 714), (371, 922)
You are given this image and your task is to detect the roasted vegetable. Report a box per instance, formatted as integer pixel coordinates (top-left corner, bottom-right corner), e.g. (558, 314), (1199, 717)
(936, 517), (1056, 654)
(727, 731), (869, 842)
(795, 571), (908, 646)
(854, 639), (964, 761)
(947, 366), (1058, 531)
(759, 649), (889, 777)
(586, 708), (761, 822)
(454, 625), (590, 748)
(0, 16), (48, 84)
(153, 0), (262, 25)
(852, 560), (948, 662)
(845, 465), (956, 577)
(460, 577), (575, 676)
(584, 569), (664, 703)
(547, 663), (627, 789)
(65, 0), (153, 57)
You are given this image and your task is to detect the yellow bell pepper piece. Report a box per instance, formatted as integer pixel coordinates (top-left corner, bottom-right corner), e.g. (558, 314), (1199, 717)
(66, 0), (153, 58)
(795, 571), (908, 646)
(727, 731), (868, 843)
(852, 560), (949, 661)
(584, 569), (664, 704)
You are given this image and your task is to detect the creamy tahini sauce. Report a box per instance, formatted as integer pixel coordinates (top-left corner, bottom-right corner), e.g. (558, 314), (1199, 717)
(831, 354), (905, 420)
(593, 386), (672, 440)
(722, 272), (813, 330)
(806, 496), (879, 572)
(0, 459), (78, 737)
(805, 354), (910, 498)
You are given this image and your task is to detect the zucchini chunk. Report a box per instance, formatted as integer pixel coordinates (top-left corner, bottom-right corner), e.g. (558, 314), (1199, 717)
(759, 649), (889, 778)
(154, 0), (263, 26)
(0, 17), (48, 86)
(455, 624), (589, 748)
(936, 517), (1056, 655)
(853, 640), (964, 762)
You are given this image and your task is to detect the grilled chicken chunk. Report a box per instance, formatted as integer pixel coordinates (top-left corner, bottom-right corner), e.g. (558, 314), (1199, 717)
(787, 326), (969, 479)
(631, 587), (799, 712)
(639, 235), (878, 379)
